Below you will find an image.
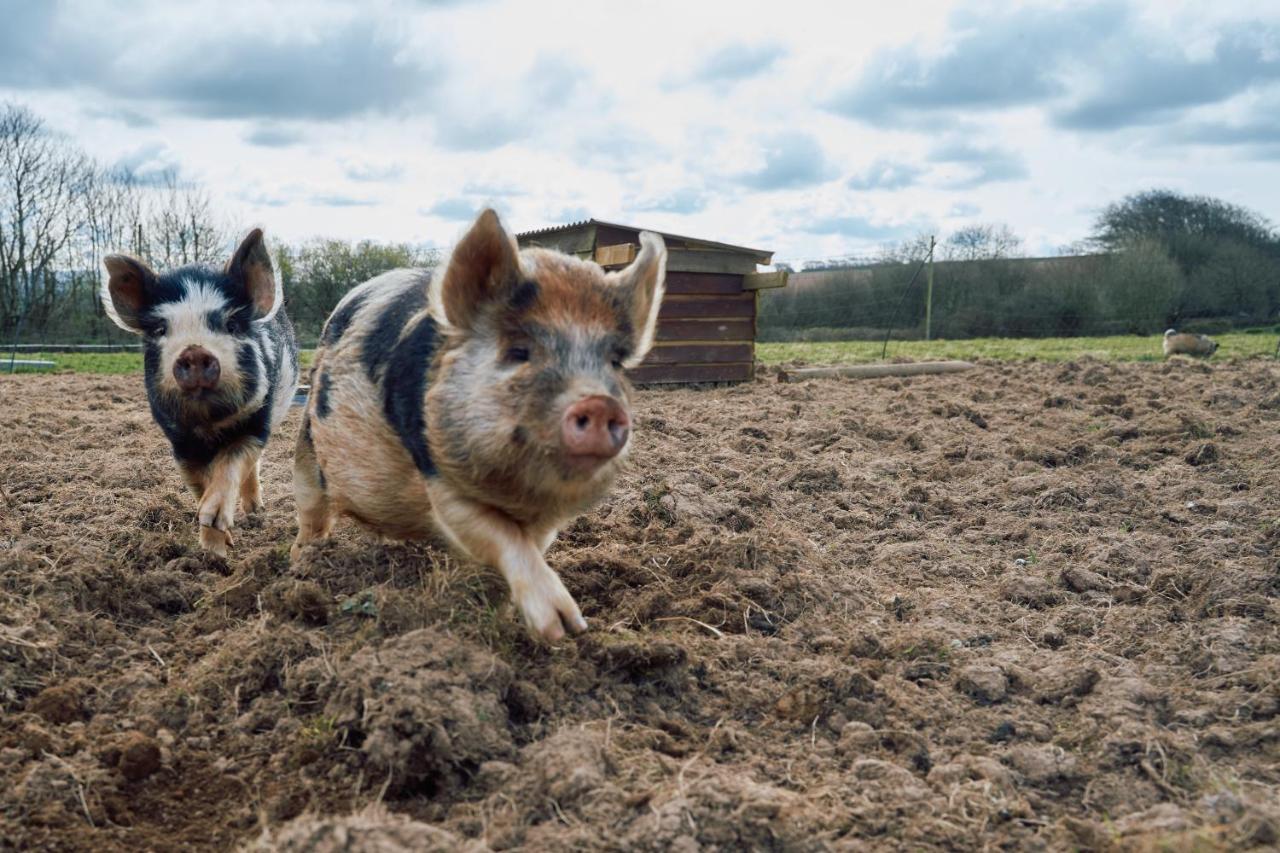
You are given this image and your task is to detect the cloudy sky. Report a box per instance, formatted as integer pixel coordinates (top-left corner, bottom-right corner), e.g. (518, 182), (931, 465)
(1, 0), (1277, 265)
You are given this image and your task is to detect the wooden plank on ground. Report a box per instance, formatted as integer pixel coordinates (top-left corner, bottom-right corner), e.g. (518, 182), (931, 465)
(778, 361), (976, 382)
(743, 270), (789, 291)
(665, 249), (759, 275)
(594, 243), (637, 268)
(645, 343), (754, 364)
(629, 362), (754, 384)
(663, 272), (744, 295)
(655, 319), (754, 341)
(659, 293), (755, 319)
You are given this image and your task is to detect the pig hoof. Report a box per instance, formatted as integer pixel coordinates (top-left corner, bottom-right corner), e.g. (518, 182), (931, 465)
(244, 497), (265, 515)
(200, 525), (232, 556)
(519, 588), (588, 642)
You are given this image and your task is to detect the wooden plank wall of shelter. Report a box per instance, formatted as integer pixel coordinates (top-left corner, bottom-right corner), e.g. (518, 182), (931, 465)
(518, 220), (785, 385)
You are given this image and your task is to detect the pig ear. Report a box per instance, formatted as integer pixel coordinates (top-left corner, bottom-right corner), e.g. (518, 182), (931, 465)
(226, 228), (282, 323)
(431, 208), (521, 330)
(102, 254), (158, 334)
(611, 231), (666, 367)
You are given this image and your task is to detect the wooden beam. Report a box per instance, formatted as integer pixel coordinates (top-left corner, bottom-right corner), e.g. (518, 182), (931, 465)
(665, 249), (759, 275)
(663, 272), (744, 295)
(743, 270), (789, 291)
(645, 343), (754, 364)
(629, 362), (754, 384)
(777, 361), (976, 382)
(594, 243), (637, 268)
(656, 318), (754, 342)
(658, 293), (755, 320)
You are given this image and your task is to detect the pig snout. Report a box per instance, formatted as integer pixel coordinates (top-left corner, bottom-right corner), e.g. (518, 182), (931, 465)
(174, 346), (221, 392)
(561, 395), (630, 464)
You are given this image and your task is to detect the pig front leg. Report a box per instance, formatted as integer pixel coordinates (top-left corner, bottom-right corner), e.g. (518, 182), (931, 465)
(195, 441), (261, 557)
(239, 457), (264, 514)
(429, 484), (586, 642)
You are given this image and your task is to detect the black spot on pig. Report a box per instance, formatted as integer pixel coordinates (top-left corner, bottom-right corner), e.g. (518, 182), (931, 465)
(314, 370), (332, 419)
(362, 283), (429, 382)
(511, 280), (539, 312)
(383, 314), (440, 477)
(321, 290), (369, 346)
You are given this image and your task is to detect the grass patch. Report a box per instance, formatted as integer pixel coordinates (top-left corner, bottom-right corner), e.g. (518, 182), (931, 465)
(0, 350), (317, 376)
(3, 331), (1278, 376)
(757, 331), (1280, 366)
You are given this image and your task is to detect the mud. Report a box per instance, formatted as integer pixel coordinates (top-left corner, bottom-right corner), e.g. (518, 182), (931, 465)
(1, 358), (1278, 850)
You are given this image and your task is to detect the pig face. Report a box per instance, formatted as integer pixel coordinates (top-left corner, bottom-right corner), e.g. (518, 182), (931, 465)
(427, 211), (666, 505)
(102, 230), (284, 419)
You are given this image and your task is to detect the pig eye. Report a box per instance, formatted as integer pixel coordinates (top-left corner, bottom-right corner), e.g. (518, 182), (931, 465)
(224, 315), (243, 335)
(503, 346), (530, 364)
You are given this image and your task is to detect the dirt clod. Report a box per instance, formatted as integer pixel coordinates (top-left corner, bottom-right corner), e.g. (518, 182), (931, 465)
(324, 629), (515, 795)
(956, 664), (1008, 704)
(27, 683), (86, 725)
(117, 732), (163, 782)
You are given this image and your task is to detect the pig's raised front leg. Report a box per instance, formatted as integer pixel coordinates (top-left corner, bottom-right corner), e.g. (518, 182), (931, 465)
(197, 441), (260, 556)
(430, 485), (586, 641)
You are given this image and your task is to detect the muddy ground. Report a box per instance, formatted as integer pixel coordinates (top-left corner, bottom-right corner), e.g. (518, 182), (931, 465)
(1, 358), (1278, 851)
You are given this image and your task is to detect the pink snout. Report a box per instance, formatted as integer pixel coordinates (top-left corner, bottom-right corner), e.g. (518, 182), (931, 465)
(174, 345), (221, 392)
(561, 395), (630, 464)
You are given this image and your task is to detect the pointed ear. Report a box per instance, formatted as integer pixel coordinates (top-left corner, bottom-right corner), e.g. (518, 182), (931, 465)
(432, 209), (521, 330)
(610, 231), (666, 367)
(226, 228), (282, 322)
(102, 254), (158, 334)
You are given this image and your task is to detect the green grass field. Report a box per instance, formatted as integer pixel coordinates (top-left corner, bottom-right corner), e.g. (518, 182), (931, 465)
(2, 331), (1277, 376)
(0, 350), (317, 375)
(756, 330), (1280, 365)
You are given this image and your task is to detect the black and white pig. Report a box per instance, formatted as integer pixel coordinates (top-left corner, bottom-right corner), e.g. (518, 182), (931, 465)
(293, 209), (665, 640)
(103, 229), (299, 556)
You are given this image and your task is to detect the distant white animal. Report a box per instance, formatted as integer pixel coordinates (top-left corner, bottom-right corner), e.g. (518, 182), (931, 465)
(1163, 329), (1218, 358)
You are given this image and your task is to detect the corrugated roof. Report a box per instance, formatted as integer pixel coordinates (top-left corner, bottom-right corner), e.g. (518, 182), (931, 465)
(515, 218), (772, 262)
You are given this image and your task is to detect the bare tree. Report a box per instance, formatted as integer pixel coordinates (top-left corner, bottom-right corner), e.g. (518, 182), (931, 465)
(941, 223), (1022, 261)
(144, 170), (225, 268)
(0, 103), (92, 336)
(875, 231), (935, 265)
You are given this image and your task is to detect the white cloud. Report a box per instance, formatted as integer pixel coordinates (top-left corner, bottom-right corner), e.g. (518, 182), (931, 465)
(3, 0), (1277, 263)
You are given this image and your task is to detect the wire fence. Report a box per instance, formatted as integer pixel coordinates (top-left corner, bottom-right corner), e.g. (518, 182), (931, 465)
(760, 247), (1280, 350)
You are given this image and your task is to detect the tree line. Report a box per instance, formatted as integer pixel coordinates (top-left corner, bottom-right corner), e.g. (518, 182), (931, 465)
(6, 100), (1278, 346)
(0, 103), (437, 345)
(761, 191), (1280, 342)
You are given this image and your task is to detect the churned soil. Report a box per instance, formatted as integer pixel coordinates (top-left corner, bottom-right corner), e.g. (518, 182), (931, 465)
(1, 357), (1278, 851)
